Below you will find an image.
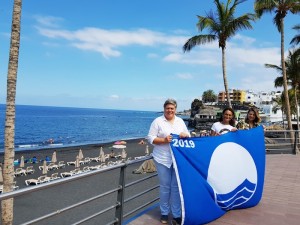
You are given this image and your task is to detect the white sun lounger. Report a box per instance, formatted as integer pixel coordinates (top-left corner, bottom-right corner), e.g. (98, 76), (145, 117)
(47, 163), (59, 170)
(14, 168), (27, 176)
(58, 161), (66, 168)
(49, 173), (60, 181)
(25, 175), (50, 186)
(25, 166), (35, 174)
(60, 168), (82, 178)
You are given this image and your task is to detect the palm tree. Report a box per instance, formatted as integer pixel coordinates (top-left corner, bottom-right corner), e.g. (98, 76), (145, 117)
(254, 0), (300, 140)
(265, 48), (300, 148)
(1, 0), (23, 224)
(183, 0), (256, 108)
(202, 89), (217, 103)
(290, 24), (300, 46)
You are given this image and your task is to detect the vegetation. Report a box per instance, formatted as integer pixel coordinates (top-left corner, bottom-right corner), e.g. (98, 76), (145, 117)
(290, 23), (300, 46)
(202, 89), (217, 103)
(183, 0), (256, 108)
(265, 49), (300, 130)
(254, 0), (300, 138)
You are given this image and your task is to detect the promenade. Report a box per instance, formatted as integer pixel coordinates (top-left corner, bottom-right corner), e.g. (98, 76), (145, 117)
(128, 154), (300, 225)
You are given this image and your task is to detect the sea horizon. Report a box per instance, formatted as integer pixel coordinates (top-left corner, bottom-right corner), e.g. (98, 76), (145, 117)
(0, 104), (164, 152)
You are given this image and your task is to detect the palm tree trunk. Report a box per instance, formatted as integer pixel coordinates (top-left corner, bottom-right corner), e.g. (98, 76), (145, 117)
(1, 0), (22, 224)
(280, 19), (296, 153)
(222, 47), (232, 108)
(295, 85), (300, 140)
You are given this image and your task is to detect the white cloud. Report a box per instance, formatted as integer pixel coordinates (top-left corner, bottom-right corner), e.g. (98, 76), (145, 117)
(34, 15), (63, 28)
(35, 16), (281, 69)
(176, 73), (193, 79)
(109, 95), (119, 99)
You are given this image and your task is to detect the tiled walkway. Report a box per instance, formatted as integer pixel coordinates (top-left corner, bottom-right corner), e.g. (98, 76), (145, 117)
(128, 154), (300, 225)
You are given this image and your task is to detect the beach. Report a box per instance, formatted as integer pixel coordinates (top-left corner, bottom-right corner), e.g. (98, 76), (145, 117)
(0, 138), (153, 190)
(0, 138), (158, 225)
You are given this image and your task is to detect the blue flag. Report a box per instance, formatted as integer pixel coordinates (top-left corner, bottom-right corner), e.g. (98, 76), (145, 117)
(170, 126), (266, 225)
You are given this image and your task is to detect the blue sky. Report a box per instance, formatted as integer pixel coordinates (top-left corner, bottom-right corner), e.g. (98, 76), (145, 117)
(0, 0), (299, 112)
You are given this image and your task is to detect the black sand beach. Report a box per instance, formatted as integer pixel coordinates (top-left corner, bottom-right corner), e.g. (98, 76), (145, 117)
(0, 138), (158, 225)
(0, 138), (153, 188)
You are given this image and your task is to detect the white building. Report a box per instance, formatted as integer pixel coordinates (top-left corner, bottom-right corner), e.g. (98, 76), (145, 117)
(244, 90), (283, 123)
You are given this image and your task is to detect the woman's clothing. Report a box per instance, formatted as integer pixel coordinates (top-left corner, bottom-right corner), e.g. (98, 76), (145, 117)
(154, 160), (181, 218)
(147, 115), (189, 219)
(211, 122), (234, 135)
(147, 115), (189, 168)
(236, 120), (259, 130)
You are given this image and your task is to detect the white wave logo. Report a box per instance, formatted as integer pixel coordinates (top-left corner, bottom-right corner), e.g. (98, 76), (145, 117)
(207, 142), (257, 210)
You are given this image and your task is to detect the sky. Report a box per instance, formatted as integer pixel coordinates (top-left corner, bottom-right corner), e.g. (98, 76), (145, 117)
(0, 0), (299, 112)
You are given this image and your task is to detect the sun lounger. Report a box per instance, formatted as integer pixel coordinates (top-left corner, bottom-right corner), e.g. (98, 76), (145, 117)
(67, 161), (76, 166)
(49, 173), (60, 181)
(90, 157), (100, 162)
(38, 165), (48, 171)
(60, 168), (82, 178)
(88, 165), (102, 170)
(0, 182), (19, 193)
(14, 168), (27, 176)
(82, 157), (91, 164)
(25, 166), (35, 174)
(47, 163), (59, 170)
(83, 166), (90, 172)
(58, 161), (66, 168)
(25, 175), (50, 186)
(13, 181), (19, 190)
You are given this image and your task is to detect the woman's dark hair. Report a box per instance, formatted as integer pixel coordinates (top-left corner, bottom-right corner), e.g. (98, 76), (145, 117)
(245, 107), (261, 124)
(219, 107), (236, 126)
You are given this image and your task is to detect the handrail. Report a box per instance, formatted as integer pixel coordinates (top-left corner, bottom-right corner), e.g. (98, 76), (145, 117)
(0, 155), (158, 225)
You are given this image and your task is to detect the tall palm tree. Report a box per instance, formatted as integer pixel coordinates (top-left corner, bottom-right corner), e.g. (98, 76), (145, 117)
(290, 24), (300, 46)
(1, 0), (23, 224)
(265, 48), (300, 148)
(254, 0), (300, 139)
(183, 0), (256, 108)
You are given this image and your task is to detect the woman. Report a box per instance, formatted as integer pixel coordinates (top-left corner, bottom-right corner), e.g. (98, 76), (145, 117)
(147, 99), (190, 225)
(237, 107), (261, 130)
(211, 107), (237, 136)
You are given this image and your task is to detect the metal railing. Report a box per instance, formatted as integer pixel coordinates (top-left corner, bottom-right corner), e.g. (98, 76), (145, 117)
(0, 156), (159, 225)
(264, 130), (299, 154)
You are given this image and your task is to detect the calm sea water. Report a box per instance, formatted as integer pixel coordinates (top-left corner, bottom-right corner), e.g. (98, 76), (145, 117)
(0, 104), (162, 152)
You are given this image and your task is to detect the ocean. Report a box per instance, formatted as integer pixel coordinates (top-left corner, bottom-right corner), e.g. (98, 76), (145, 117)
(0, 104), (162, 152)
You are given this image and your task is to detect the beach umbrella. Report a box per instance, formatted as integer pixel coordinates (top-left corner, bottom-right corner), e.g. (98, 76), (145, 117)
(145, 145), (149, 156)
(75, 155), (80, 168)
(42, 160), (48, 175)
(100, 153), (106, 163)
(112, 144), (126, 149)
(20, 156), (25, 168)
(0, 167), (3, 184)
(99, 147), (104, 157)
(78, 149), (84, 160)
(114, 140), (127, 145)
(51, 151), (57, 163)
(121, 149), (127, 159)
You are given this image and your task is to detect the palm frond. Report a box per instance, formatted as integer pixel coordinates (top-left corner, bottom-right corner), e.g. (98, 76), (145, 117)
(183, 35), (216, 52)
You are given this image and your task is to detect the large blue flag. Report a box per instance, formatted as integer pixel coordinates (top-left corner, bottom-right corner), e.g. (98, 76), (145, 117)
(170, 126), (266, 225)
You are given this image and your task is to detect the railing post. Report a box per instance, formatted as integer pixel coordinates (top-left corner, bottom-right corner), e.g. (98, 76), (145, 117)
(114, 164), (126, 224)
(293, 130), (299, 155)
